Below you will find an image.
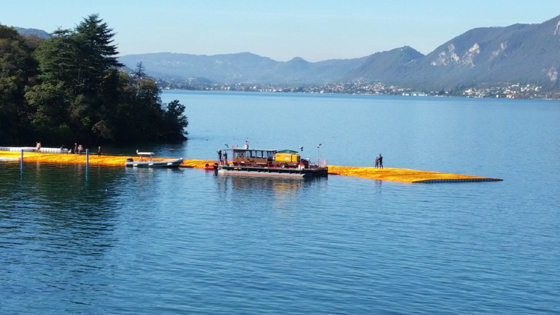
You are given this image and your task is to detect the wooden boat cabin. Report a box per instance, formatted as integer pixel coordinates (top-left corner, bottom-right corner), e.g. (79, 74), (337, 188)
(231, 148), (308, 169)
(232, 148), (276, 167)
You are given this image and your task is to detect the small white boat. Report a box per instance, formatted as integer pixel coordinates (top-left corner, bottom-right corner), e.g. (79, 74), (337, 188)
(125, 151), (183, 168)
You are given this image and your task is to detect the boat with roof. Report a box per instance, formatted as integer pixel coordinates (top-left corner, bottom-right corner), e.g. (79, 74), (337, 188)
(215, 146), (328, 178)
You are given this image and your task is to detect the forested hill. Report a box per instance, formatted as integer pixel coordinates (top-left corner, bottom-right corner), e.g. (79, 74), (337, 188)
(1, 15), (188, 145)
(116, 14), (560, 91)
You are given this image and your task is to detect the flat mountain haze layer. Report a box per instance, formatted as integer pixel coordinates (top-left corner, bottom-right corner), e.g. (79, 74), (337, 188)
(118, 52), (368, 85)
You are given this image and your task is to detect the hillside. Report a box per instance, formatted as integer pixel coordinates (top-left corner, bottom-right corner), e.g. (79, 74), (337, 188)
(14, 14), (560, 91)
(13, 27), (50, 38)
(349, 15), (560, 90)
(118, 52), (367, 85)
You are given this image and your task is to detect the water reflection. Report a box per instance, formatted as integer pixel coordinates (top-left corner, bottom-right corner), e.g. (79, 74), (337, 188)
(1, 163), (134, 257)
(214, 176), (327, 210)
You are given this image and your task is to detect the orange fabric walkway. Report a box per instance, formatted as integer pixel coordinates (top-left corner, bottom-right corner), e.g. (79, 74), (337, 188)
(0, 151), (501, 183)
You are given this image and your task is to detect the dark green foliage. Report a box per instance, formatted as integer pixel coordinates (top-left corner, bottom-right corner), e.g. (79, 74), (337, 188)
(0, 14), (188, 146)
(0, 25), (39, 143)
(161, 100), (189, 141)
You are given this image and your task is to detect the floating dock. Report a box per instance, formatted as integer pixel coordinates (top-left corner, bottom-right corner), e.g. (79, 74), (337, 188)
(0, 150), (502, 183)
(328, 165), (502, 183)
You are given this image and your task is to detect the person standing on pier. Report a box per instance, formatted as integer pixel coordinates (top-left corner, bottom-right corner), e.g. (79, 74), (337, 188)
(374, 156), (379, 168)
(97, 146), (102, 156)
(378, 154), (383, 168)
(217, 149), (222, 164)
(78, 144), (83, 154)
(74, 143), (78, 154)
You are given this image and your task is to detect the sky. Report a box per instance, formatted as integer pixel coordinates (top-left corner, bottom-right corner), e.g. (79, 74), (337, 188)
(2, 1), (560, 62)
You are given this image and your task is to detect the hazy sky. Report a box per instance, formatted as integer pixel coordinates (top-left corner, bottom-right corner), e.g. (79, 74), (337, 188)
(2, 1), (559, 61)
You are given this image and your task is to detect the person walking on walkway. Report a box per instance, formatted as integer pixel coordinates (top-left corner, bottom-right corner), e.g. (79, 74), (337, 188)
(378, 154), (383, 168)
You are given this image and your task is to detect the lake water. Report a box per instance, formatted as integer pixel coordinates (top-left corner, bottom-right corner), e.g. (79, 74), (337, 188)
(1, 91), (559, 314)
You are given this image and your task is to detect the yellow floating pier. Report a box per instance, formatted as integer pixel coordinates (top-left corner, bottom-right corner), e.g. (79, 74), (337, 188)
(328, 165), (502, 183)
(0, 150), (502, 183)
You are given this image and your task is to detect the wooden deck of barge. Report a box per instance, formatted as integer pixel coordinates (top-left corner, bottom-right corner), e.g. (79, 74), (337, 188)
(0, 150), (502, 183)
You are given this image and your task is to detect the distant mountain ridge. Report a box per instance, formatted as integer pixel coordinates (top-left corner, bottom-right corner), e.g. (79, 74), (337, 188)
(14, 14), (560, 91)
(13, 27), (50, 39)
(118, 52), (367, 85)
(352, 15), (560, 90)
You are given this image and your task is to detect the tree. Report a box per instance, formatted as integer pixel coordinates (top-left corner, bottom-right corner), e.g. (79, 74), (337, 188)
(1, 14), (189, 145)
(29, 14), (124, 143)
(134, 62), (146, 79)
(160, 100), (188, 140)
(0, 25), (39, 143)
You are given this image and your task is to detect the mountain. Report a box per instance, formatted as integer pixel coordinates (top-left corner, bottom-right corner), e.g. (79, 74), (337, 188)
(118, 52), (367, 85)
(13, 27), (50, 39)
(343, 46), (425, 83)
(13, 14), (560, 91)
(349, 15), (560, 90)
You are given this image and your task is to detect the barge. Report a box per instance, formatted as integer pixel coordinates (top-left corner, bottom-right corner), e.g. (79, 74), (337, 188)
(215, 147), (328, 178)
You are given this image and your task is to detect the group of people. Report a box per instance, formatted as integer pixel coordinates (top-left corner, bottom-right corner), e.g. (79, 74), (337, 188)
(374, 154), (383, 168)
(217, 149), (228, 165)
(66, 143), (102, 156)
(71, 143), (84, 154)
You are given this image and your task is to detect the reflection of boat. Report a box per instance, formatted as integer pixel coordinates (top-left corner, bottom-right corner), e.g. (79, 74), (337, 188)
(216, 147), (328, 178)
(125, 151), (183, 168)
(228, 176), (306, 190)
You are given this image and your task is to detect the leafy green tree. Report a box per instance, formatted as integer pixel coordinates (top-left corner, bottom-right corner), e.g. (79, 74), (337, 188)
(1, 14), (188, 145)
(25, 82), (73, 143)
(112, 69), (187, 142)
(28, 14), (124, 143)
(0, 25), (40, 143)
(161, 100), (188, 140)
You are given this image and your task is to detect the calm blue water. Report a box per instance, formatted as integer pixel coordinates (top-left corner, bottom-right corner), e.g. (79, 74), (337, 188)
(1, 91), (559, 314)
